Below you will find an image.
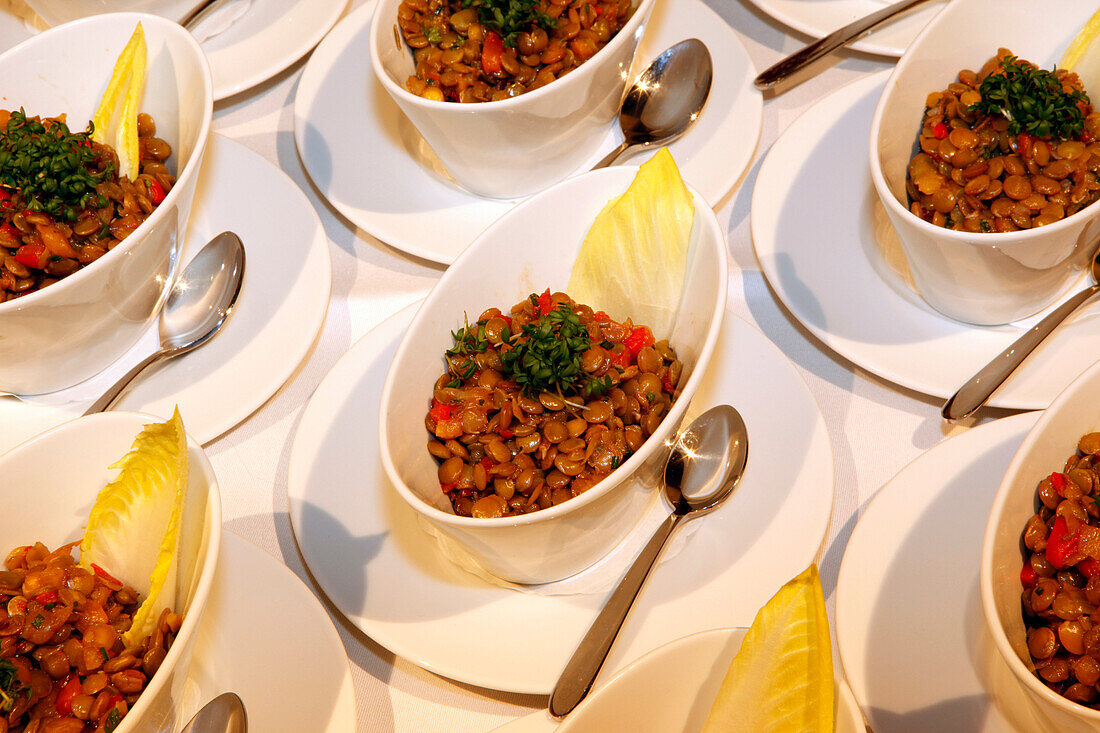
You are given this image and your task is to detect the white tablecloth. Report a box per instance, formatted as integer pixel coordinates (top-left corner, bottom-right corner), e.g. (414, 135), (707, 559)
(206, 1), (991, 729)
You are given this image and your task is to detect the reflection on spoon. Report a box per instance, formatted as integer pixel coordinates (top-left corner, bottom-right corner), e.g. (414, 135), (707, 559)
(181, 692), (248, 733)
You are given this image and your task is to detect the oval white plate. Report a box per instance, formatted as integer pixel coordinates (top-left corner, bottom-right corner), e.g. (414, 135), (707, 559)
(744, 0), (946, 57)
(492, 628), (865, 732)
(751, 70), (1100, 411)
(185, 532), (357, 732)
(293, 0), (762, 264)
(836, 412), (1053, 732)
(0, 0), (345, 100)
(287, 301), (833, 694)
(0, 135), (331, 452)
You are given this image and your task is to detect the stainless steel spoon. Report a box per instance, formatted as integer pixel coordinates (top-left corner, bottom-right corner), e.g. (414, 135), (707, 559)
(84, 231), (245, 415)
(549, 404), (749, 718)
(591, 39), (713, 169)
(181, 692), (248, 733)
(753, 0), (938, 92)
(942, 247), (1100, 421)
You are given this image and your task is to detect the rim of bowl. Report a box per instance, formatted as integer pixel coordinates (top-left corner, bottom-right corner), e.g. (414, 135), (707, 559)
(980, 362), (1100, 720)
(867, 0), (1100, 247)
(368, 0), (655, 112)
(0, 12), (213, 316)
(4, 410), (222, 733)
(378, 168), (728, 529)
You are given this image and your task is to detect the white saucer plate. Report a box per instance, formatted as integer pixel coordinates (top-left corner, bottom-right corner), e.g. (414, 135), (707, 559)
(491, 628), (865, 732)
(0, 135), (331, 453)
(0, 0), (345, 100)
(287, 301), (833, 694)
(743, 0), (946, 57)
(185, 531), (357, 732)
(293, 0), (762, 264)
(836, 412), (1052, 733)
(751, 71), (1100, 411)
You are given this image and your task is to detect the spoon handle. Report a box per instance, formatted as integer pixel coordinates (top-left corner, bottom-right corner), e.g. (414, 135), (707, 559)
(549, 511), (683, 718)
(942, 284), (1100, 421)
(591, 140), (633, 170)
(753, 0), (934, 91)
(83, 350), (168, 416)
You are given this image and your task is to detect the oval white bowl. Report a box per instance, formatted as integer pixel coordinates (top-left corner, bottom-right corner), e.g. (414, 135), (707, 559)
(379, 165), (727, 584)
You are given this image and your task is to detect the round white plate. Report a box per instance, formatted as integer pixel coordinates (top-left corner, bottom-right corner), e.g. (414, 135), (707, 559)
(491, 628), (865, 732)
(0, 135), (331, 453)
(744, 0), (946, 57)
(0, 0), (345, 100)
(751, 70), (1100, 411)
(836, 412), (1052, 732)
(185, 531), (357, 732)
(287, 301), (833, 694)
(293, 0), (762, 264)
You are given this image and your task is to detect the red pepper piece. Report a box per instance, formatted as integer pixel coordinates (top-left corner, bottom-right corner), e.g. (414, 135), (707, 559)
(479, 457), (493, 471)
(612, 347), (631, 368)
(1050, 472), (1066, 491)
(482, 32), (504, 75)
(662, 373), (675, 394)
(14, 243), (48, 269)
(1020, 562), (1039, 588)
(498, 428), (514, 439)
(0, 222), (20, 247)
(1046, 516), (1080, 569)
(91, 563), (122, 587)
(1080, 557), (1100, 578)
(55, 674), (83, 716)
(1018, 132), (1033, 158)
(594, 311), (611, 322)
(933, 122), (949, 140)
(536, 288), (552, 317)
(34, 589), (59, 606)
(147, 180), (166, 205)
(500, 315), (512, 328)
(624, 326), (655, 356)
(429, 399), (453, 422)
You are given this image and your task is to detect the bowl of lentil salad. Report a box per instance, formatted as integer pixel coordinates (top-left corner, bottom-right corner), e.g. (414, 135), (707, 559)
(379, 166), (726, 584)
(869, 0), (1100, 326)
(369, 0), (657, 199)
(983, 361), (1100, 732)
(0, 411), (221, 733)
(0, 13), (212, 395)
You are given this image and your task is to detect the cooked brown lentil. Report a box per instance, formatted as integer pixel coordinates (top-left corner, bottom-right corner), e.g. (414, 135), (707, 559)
(907, 48), (1100, 232)
(398, 0), (632, 102)
(426, 291), (680, 517)
(0, 110), (174, 304)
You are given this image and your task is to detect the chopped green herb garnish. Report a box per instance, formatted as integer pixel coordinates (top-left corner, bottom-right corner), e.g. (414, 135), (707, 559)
(461, 0), (556, 46)
(0, 109), (114, 222)
(499, 297), (605, 398)
(0, 658), (28, 715)
(970, 56), (1089, 140)
(31, 614), (44, 629)
(100, 646), (110, 663)
(980, 219), (992, 232)
(105, 708), (122, 732)
(423, 23), (444, 44)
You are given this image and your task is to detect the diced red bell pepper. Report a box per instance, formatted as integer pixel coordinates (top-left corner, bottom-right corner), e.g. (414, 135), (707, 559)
(1080, 557), (1100, 578)
(662, 373), (675, 394)
(13, 243), (47, 269)
(1018, 132), (1033, 158)
(147, 180), (166, 205)
(612, 347), (631, 368)
(594, 311), (611, 323)
(1047, 516), (1080, 569)
(624, 326), (654, 356)
(35, 589), (59, 606)
(55, 674), (83, 716)
(479, 457), (493, 471)
(500, 315), (512, 328)
(91, 563), (121, 587)
(482, 32), (504, 75)
(429, 399), (453, 422)
(1050, 472), (1066, 491)
(933, 122), (949, 140)
(536, 288), (552, 317)
(1020, 562), (1039, 588)
(498, 427), (514, 439)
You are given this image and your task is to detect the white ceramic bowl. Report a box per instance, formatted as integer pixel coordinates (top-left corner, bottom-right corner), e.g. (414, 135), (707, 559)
(379, 166), (727, 584)
(0, 12), (213, 395)
(369, 0), (656, 199)
(23, 0), (200, 26)
(983, 360), (1100, 731)
(869, 0), (1100, 326)
(0, 411), (221, 733)
(557, 628), (864, 733)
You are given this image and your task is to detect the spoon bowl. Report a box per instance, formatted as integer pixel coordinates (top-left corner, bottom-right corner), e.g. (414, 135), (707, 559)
(592, 39), (713, 169)
(550, 404), (749, 717)
(181, 692), (247, 733)
(84, 231), (245, 414)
